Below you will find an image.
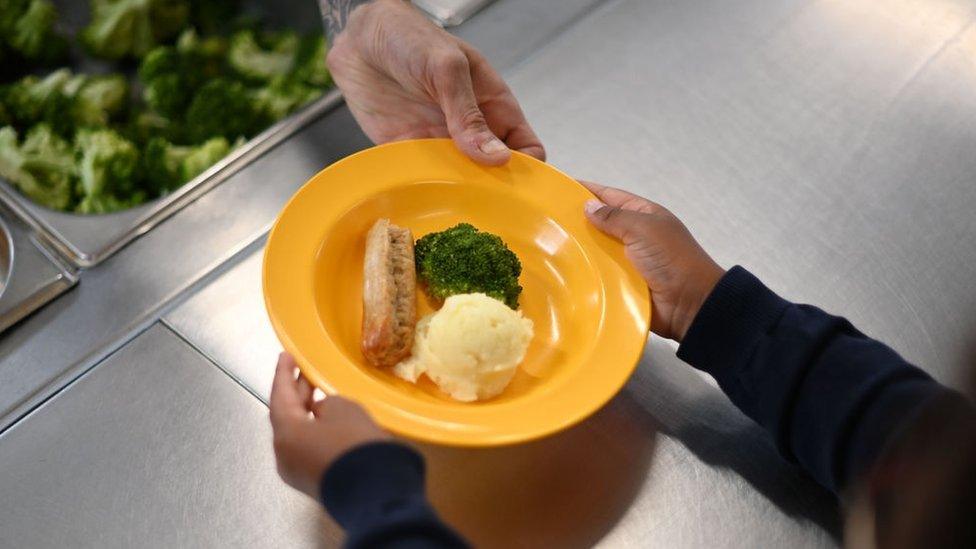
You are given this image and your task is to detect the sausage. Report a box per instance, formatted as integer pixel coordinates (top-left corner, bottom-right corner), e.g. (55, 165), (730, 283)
(362, 219), (416, 368)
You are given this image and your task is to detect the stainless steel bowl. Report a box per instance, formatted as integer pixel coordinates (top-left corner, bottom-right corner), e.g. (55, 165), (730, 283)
(0, 216), (13, 300)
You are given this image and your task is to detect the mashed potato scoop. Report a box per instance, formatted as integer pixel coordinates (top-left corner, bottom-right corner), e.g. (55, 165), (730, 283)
(395, 293), (534, 401)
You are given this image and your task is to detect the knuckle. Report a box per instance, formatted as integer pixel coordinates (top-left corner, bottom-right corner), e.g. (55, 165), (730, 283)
(598, 205), (622, 223)
(457, 107), (487, 130)
(312, 401), (330, 417)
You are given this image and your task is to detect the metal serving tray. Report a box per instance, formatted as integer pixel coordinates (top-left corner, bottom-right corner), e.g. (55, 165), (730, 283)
(0, 92), (342, 267)
(0, 0), (343, 268)
(413, 0), (497, 26)
(0, 207), (77, 332)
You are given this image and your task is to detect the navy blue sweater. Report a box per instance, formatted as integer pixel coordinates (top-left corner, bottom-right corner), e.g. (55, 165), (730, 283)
(319, 266), (953, 547)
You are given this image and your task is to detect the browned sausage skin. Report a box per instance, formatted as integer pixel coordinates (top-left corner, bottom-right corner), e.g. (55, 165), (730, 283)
(362, 219), (416, 367)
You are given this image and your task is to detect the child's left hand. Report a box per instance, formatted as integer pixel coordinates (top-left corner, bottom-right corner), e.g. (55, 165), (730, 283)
(269, 353), (390, 499)
(582, 181), (725, 342)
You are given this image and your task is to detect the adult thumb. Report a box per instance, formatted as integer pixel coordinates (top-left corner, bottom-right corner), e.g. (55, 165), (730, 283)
(433, 53), (510, 165)
(584, 199), (648, 242)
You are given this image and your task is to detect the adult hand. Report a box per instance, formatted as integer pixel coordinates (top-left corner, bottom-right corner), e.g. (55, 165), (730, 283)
(582, 182), (725, 341)
(269, 352), (389, 499)
(326, 0), (544, 165)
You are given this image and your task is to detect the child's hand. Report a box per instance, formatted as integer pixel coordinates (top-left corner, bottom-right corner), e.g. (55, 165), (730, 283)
(582, 181), (725, 342)
(269, 353), (389, 499)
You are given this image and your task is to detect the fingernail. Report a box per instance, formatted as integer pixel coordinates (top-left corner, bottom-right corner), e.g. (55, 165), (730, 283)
(479, 137), (507, 155)
(584, 199), (605, 215)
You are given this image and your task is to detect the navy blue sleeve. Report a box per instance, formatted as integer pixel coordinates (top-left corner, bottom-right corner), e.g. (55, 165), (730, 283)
(320, 442), (469, 548)
(677, 266), (955, 493)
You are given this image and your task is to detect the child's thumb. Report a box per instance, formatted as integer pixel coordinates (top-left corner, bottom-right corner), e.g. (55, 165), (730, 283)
(584, 199), (647, 241)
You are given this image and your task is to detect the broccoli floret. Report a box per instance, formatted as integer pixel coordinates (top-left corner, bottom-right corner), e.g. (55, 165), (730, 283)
(75, 190), (147, 214)
(251, 76), (322, 122)
(181, 136), (230, 180)
(0, 0), (68, 66)
(66, 74), (129, 130)
(176, 28), (227, 78)
(143, 73), (188, 118)
(5, 70), (127, 136)
(4, 68), (72, 127)
(414, 223), (523, 309)
(141, 137), (182, 192)
(138, 44), (204, 118)
(142, 135), (229, 194)
(127, 108), (179, 144)
(138, 35), (226, 120)
(227, 30), (299, 83)
(292, 34), (331, 88)
(81, 0), (155, 60)
(0, 127), (24, 183)
(8, 0), (68, 64)
(74, 128), (140, 212)
(81, 0), (189, 60)
(20, 123), (77, 203)
(76, 74), (128, 118)
(184, 79), (260, 142)
(0, 125), (76, 210)
(138, 44), (183, 81)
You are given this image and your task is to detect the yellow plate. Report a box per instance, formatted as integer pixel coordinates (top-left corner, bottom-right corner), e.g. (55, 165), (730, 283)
(263, 139), (650, 446)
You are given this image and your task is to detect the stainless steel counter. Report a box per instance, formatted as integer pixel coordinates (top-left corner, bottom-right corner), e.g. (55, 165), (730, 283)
(2, 0), (975, 547)
(507, 0), (976, 388)
(0, 324), (337, 548)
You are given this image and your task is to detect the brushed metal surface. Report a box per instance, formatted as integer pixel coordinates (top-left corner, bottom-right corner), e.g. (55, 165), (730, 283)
(0, 209), (77, 333)
(413, 0), (495, 26)
(166, 249), (279, 403)
(0, 324), (336, 548)
(0, 0), (342, 268)
(506, 0), (976, 390)
(450, 0), (607, 74)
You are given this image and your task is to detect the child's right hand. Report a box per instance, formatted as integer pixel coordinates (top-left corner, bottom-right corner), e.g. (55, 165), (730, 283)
(269, 353), (390, 500)
(582, 181), (725, 342)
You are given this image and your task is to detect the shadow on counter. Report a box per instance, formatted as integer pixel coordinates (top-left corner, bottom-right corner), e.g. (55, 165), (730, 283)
(629, 336), (843, 541)
(418, 378), (659, 548)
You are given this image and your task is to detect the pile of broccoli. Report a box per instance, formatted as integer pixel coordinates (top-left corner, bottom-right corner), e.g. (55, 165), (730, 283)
(415, 223), (524, 309)
(0, 0), (331, 214)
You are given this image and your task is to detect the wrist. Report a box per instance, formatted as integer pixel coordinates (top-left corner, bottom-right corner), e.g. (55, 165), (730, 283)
(355, 0), (409, 20)
(319, 441), (426, 526)
(672, 261), (725, 342)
